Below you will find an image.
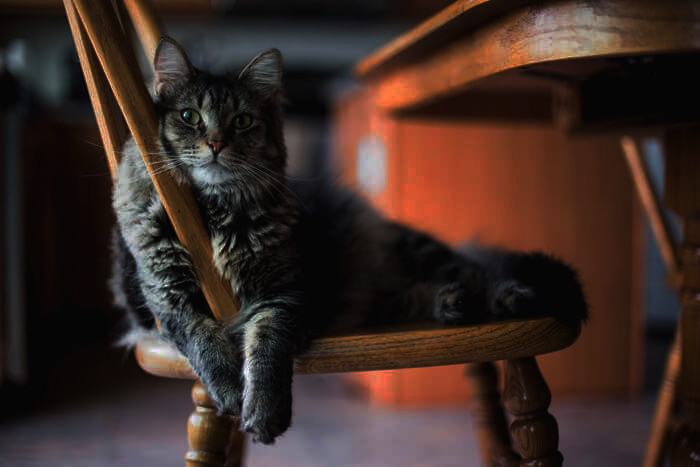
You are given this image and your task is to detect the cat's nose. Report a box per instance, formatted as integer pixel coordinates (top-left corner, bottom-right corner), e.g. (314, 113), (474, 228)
(206, 140), (227, 156)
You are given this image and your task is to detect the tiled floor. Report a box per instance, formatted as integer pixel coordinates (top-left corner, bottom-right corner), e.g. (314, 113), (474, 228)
(0, 345), (658, 466)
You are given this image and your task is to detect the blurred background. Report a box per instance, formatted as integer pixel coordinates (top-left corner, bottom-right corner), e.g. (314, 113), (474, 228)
(0, 0), (679, 465)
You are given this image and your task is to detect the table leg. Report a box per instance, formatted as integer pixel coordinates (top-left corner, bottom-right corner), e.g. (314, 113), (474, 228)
(620, 137), (682, 466)
(662, 127), (700, 465)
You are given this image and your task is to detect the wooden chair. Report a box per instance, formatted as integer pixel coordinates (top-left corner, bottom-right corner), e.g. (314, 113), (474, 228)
(64, 0), (581, 465)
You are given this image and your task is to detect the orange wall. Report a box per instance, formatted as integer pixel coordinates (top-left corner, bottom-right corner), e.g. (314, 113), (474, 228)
(332, 88), (644, 406)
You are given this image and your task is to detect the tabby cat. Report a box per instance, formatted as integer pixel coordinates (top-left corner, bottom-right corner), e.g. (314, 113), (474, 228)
(111, 36), (587, 444)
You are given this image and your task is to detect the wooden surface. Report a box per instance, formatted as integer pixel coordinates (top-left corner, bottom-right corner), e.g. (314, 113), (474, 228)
(356, 0), (700, 119)
(355, 0), (536, 79)
(67, 0), (239, 322)
(135, 318), (580, 380)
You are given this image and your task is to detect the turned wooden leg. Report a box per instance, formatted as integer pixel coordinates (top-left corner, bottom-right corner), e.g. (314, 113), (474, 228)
(503, 358), (562, 467)
(466, 362), (520, 466)
(185, 380), (246, 467)
(662, 128), (700, 466)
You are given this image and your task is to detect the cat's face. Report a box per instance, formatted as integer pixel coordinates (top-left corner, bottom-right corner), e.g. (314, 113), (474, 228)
(152, 37), (285, 188)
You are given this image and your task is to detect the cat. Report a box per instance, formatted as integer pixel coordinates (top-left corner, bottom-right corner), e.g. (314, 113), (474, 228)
(111, 36), (587, 445)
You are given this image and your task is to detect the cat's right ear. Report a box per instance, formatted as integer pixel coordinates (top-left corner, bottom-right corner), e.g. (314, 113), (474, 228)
(153, 37), (194, 97)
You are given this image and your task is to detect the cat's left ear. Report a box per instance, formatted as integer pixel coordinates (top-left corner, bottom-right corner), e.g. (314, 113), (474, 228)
(153, 37), (194, 97)
(239, 49), (283, 97)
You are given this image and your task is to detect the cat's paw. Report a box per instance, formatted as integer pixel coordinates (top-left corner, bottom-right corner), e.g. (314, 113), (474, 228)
(241, 384), (292, 444)
(434, 282), (487, 324)
(490, 280), (536, 318)
(205, 378), (243, 417)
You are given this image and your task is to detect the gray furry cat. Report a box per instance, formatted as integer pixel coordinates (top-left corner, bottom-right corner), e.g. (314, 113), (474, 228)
(112, 37), (587, 444)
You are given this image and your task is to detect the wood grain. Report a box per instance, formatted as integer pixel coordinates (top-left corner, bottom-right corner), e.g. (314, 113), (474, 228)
(504, 358), (563, 466)
(135, 318), (580, 379)
(68, 0), (239, 322)
(357, 0), (700, 112)
(355, 0), (536, 78)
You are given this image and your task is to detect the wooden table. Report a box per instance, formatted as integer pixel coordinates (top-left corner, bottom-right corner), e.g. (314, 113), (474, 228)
(355, 0), (700, 465)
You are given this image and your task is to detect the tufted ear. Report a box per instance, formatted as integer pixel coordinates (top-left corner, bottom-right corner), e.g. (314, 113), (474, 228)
(153, 36), (194, 97)
(238, 48), (283, 97)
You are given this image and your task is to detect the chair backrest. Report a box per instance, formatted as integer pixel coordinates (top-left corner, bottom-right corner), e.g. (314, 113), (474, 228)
(64, 0), (239, 322)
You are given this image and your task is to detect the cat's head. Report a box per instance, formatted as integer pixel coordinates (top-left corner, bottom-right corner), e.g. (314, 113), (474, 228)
(152, 37), (286, 188)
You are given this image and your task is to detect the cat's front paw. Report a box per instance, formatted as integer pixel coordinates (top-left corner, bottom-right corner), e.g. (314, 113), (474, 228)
(490, 280), (535, 318)
(434, 282), (487, 324)
(241, 384), (292, 444)
(204, 377), (243, 417)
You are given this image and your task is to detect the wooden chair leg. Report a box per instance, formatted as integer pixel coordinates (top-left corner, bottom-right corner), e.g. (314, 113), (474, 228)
(466, 363), (520, 466)
(503, 358), (563, 466)
(186, 380), (246, 467)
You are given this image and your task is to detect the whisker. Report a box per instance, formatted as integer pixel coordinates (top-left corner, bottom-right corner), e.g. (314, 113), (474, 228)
(245, 162), (309, 209)
(233, 162), (310, 213)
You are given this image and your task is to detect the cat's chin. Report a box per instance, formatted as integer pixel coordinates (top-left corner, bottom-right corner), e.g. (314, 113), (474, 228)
(190, 164), (234, 186)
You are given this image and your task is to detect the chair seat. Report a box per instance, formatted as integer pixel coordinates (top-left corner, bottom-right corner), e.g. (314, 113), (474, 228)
(134, 317), (580, 379)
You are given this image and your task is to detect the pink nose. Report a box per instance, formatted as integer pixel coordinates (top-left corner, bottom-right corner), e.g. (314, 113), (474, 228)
(207, 140), (227, 155)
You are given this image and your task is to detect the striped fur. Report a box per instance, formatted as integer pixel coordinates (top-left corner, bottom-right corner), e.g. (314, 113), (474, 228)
(111, 37), (587, 444)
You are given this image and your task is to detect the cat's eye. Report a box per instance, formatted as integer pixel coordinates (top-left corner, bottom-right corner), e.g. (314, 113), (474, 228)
(180, 109), (201, 125)
(233, 113), (253, 130)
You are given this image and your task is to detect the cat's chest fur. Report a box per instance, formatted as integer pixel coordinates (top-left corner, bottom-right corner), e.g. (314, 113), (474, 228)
(197, 189), (296, 290)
